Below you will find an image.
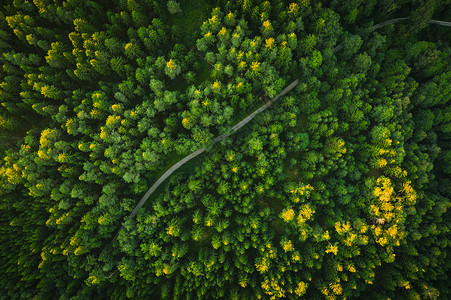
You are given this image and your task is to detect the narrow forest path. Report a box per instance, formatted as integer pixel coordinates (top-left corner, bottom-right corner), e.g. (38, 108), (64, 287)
(103, 16), (450, 281)
(129, 17), (451, 219)
(130, 79), (300, 218)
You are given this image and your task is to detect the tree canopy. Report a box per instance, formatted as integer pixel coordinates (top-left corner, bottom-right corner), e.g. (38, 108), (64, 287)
(0, 0), (450, 299)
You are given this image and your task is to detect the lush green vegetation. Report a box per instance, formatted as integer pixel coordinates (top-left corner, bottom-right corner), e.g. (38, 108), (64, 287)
(0, 0), (450, 299)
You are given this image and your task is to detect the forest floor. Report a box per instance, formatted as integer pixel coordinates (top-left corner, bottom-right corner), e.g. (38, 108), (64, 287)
(167, 0), (217, 47)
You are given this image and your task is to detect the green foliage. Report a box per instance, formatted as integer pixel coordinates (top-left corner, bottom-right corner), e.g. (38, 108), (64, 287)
(167, 0), (182, 15)
(308, 50), (323, 69)
(0, 1), (450, 299)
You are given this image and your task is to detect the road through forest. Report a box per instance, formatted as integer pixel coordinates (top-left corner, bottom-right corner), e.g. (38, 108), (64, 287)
(100, 16), (450, 280)
(128, 17), (451, 218)
(130, 79), (300, 217)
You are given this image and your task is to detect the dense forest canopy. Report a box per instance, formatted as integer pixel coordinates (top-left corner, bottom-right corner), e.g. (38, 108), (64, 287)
(0, 0), (450, 299)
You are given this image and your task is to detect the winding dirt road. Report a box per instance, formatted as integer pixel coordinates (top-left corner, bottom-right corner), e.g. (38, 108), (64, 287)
(130, 79), (300, 218)
(130, 17), (450, 218)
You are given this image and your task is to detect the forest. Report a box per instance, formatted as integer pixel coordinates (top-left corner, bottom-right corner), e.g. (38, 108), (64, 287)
(0, 0), (450, 299)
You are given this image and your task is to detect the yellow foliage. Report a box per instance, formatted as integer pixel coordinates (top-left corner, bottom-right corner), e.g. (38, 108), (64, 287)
(386, 225), (399, 238)
(182, 118), (190, 128)
(98, 215), (108, 225)
(239, 279), (247, 288)
(166, 59), (176, 70)
(37, 149), (50, 160)
(399, 280), (411, 289)
(100, 127), (107, 139)
(111, 104), (121, 111)
(87, 276), (99, 285)
(288, 3), (300, 14)
(378, 158), (388, 168)
(374, 226), (382, 236)
(124, 43), (132, 51)
(218, 27), (227, 36)
(40, 129), (55, 148)
(74, 247), (83, 255)
(70, 236), (79, 246)
(208, 15), (218, 25)
(106, 115), (120, 126)
(290, 184), (314, 195)
(374, 177), (394, 202)
(330, 282), (343, 295)
(380, 201), (394, 212)
(300, 229), (309, 241)
(251, 61), (261, 71)
(166, 226), (177, 236)
(225, 151), (235, 161)
(263, 20), (272, 30)
(292, 252), (301, 261)
(402, 181), (413, 193)
(282, 240), (294, 252)
(297, 204), (315, 224)
(212, 81), (220, 90)
(281, 209), (295, 222)
(0, 159), (22, 185)
(163, 265), (171, 275)
(379, 148), (388, 155)
(402, 181), (417, 204)
(294, 281), (308, 296)
(78, 142), (87, 151)
(261, 279), (285, 299)
(66, 118), (76, 134)
(377, 236), (388, 246)
(325, 244), (338, 255)
(344, 233), (357, 246)
(255, 257), (269, 273)
(90, 109), (101, 119)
